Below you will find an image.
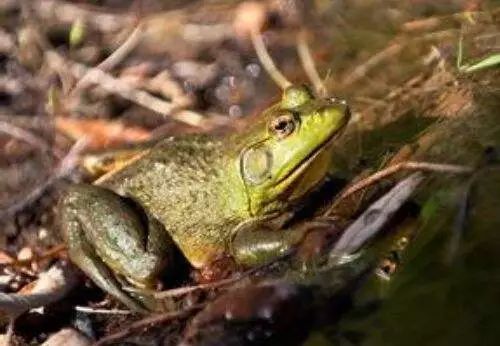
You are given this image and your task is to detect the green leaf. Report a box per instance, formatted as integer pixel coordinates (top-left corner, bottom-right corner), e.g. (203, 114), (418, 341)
(461, 54), (500, 73)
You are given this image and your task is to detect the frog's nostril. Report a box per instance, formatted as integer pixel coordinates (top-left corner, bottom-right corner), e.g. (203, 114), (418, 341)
(326, 96), (348, 107)
(344, 105), (352, 118)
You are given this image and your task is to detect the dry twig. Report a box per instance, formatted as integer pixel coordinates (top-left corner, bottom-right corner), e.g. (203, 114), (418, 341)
(46, 51), (209, 128)
(151, 267), (258, 299)
(0, 120), (51, 152)
(11, 244), (67, 267)
(342, 29), (456, 86)
(335, 161), (473, 205)
(75, 306), (131, 315)
(33, 0), (133, 33)
(71, 24), (144, 94)
(331, 173), (424, 260)
(296, 30), (327, 96)
(93, 304), (203, 346)
(0, 262), (80, 318)
(250, 30), (292, 90)
(0, 138), (88, 218)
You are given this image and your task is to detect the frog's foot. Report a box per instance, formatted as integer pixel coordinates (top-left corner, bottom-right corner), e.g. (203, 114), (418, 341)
(62, 220), (147, 312)
(59, 184), (171, 312)
(230, 222), (310, 267)
(231, 219), (341, 268)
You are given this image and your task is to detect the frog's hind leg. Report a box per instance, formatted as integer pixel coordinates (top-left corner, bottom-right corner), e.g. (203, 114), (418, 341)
(59, 184), (170, 312)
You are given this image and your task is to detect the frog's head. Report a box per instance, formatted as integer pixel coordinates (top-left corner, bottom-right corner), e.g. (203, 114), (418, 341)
(237, 85), (350, 216)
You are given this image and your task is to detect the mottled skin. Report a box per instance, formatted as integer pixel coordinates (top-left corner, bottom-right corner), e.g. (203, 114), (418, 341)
(59, 86), (350, 312)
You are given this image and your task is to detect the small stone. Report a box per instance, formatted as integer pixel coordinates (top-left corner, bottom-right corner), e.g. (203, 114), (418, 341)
(229, 105), (242, 117)
(41, 328), (91, 346)
(38, 228), (49, 240)
(0, 274), (12, 290)
(245, 63), (261, 78)
(17, 247), (33, 262)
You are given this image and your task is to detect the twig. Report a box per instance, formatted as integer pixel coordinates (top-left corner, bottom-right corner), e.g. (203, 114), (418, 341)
(330, 173), (424, 260)
(0, 262), (80, 318)
(342, 42), (403, 87)
(0, 138), (88, 218)
(93, 304), (203, 346)
(336, 161), (473, 203)
(0, 27), (14, 53)
(250, 30), (292, 90)
(46, 51), (209, 128)
(296, 30), (327, 97)
(71, 23), (143, 94)
(401, 9), (499, 33)
(150, 267), (258, 299)
(75, 306), (132, 315)
(11, 244), (67, 267)
(0, 120), (51, 152)
(342, 29), (456, 86)
(33, 0), (133, 33)
(22, 0), (216, 130)
(2, 318), (14, 346)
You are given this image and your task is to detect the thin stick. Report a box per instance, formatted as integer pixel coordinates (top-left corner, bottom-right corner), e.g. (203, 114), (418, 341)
(296, 30), (327, 96)
(0, 263), (80, 318)
(151, 267), (258, 299)
(342, 29), (456, 86)
(0, 138), (87, 218)
(93, 304), (203, 346)
(71, 23), (143, 94)
(250, 30), (292, 90)
(2, 318), (14, 346)
(0, 120), (51, 152)
(75, 306), (132, 315)
(331, 173), (424, 258)
(46, 51), (208, 128)
(337, 161), (473, 202)
(32, 0), (133, 33)
(11, 244), (67, 267)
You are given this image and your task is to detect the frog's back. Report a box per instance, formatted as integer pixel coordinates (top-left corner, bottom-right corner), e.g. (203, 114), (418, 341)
(97, 135), (248, 267)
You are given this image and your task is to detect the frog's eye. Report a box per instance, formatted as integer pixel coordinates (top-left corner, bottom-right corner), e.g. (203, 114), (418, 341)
(241, 145), (272, 185)
(269, 113), (296, 139)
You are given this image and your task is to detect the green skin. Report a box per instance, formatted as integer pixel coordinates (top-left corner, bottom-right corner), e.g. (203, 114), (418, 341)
(59, 85), (350, 312)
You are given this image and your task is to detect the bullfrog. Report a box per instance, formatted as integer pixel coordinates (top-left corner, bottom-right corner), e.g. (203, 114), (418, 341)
(59, 85), (350, 312)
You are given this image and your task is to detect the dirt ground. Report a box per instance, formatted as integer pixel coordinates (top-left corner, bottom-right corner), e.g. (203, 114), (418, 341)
(0, 1), (499, 345)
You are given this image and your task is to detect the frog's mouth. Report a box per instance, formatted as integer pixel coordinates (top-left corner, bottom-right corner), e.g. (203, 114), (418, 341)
(281, 119), (347, 183)
(274, 126), (345, 201)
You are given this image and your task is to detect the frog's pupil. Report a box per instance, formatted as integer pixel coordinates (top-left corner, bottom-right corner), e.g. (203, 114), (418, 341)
(275, 120), (288, 131)
(272, 115), (295, 136)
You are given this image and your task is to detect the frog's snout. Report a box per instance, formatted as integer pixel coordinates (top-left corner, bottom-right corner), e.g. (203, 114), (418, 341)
(327, 97), (351, 117)
(319, 98), (351, 131)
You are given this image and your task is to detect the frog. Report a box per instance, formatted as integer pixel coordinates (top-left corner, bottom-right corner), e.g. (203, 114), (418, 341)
(58, 85), (350, 312)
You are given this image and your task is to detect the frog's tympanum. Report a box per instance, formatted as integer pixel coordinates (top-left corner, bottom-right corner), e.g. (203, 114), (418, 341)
(59, 86), (350, 311)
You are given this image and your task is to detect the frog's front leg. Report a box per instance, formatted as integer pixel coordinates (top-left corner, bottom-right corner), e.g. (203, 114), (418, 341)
(59, 184), (172, 312)
(230, 220), (310, 267)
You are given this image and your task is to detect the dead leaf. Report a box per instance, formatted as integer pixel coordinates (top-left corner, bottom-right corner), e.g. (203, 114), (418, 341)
(55, 117), (151, 150)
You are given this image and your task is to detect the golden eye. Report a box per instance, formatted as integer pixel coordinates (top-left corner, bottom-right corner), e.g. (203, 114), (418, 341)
(269, 113), (295, 139)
